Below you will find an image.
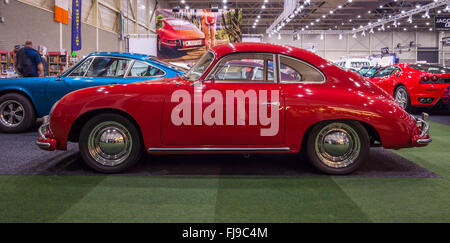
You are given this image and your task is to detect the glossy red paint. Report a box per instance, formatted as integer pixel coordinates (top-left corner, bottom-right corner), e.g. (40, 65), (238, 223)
(157, 18), (205, 50)
(369, 63), (450, 108)
(40, 43), (429, 154)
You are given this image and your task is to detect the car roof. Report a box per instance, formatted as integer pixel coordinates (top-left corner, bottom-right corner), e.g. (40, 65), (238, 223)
(88, 52), (153, 61)
(209, 42), (328, 67)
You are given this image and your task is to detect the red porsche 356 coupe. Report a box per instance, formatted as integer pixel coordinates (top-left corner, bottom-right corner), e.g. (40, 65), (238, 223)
(157, 18), (205, 53)
(369, 63), (450, 112)
(37, 43), (431, 175)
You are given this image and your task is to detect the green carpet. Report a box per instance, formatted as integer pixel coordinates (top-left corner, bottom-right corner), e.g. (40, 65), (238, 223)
(0, 121), (448, 222)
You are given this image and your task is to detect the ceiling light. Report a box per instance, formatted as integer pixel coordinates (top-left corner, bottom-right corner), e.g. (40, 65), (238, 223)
(262, 5), (265, 9)
(339, 34), (343, 40)
(320, 34), (324, 40)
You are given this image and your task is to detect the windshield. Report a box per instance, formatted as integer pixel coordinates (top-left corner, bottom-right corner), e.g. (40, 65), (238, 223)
(184, 51), (215, 81)
(60, 57), (86, 76)
(408, 64), (450, 74)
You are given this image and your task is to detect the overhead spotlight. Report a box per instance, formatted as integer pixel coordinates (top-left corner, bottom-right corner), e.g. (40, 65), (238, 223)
(352, 33), (357, 38)
(408, 16), (412, 23)
(338, 5), (342, 9)
(381, 24), (385, 31)
(278, 33), (281, 39)
(322, 15), (326, 18)
(357, 15), (361, 18)
(329, 10), (334, 14)
(339, 33), (343, 40)
(348, 0), (352, 2)
(320, 34), (324, 40)
(414, 25), (418, 28)
(369, 28), (374, 34)
(262, 5), (265, 9)
(362, 30), (366, 36)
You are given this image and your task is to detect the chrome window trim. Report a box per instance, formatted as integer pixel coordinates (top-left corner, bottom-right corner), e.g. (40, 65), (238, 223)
(278, 54), (326, 84)
(125, 60), (167, 78)
(207, 52), (277, 84)
(68, 55), (147, 78)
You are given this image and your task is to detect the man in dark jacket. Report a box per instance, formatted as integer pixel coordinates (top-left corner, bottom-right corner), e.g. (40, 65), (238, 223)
(15, 40), (44, 77)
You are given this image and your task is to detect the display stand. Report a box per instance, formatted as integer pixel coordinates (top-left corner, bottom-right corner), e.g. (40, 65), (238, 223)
(47, 51), (68, 76)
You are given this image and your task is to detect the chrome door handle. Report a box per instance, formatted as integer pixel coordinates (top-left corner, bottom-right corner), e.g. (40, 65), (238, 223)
(261, 102), (280, 106)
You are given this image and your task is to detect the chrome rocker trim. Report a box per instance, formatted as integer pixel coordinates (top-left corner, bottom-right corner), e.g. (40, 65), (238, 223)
(148, 147), (290, 153)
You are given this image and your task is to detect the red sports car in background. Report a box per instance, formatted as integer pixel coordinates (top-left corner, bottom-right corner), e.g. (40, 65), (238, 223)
(157, 18), (205, 52)
(37, 43), (431, 175)
(369, 63), (450, 112)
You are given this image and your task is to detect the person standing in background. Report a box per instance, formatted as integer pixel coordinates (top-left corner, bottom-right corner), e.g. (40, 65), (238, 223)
(202, 9), (216, 50)
(15, 40), (44, 77)
(37, 45), (48, 77)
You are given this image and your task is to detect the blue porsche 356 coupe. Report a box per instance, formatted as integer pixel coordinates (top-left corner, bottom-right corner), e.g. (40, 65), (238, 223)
(0, 52), (184, 133)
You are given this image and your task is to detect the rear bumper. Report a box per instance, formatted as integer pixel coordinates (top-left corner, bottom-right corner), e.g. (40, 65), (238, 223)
(36, 116), (57, 151)
(411, 112), (432, 146)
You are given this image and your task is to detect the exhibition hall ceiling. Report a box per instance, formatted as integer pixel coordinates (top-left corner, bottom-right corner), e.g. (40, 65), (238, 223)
(165, 0), (450, 33)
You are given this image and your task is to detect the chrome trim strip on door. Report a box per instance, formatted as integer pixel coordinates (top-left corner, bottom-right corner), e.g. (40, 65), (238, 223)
(148, 147), (290, 153)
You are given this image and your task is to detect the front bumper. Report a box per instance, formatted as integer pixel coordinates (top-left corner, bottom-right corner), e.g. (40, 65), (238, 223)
(36, 116), (57, 151)
(411, 112), (432, 146)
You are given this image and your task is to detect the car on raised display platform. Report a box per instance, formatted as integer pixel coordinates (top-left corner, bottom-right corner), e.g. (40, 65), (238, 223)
(368, 63), (450, 112)
(0, 52), (184, 133)
(37, 43), (431, 175)
(157, 18), (205, 53)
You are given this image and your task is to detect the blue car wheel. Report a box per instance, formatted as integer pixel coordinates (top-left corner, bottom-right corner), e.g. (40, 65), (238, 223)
(0, 93), (36, 133)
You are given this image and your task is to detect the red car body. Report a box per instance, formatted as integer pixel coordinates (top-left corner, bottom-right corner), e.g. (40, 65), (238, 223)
(37, 43), (431, 174)
(369, 63), (450, 110)
(157, 18), (205, 51)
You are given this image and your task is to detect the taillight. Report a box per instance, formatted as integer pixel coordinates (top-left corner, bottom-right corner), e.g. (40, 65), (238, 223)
(431, 75), (439, 82)
(422, 76), (429, 82)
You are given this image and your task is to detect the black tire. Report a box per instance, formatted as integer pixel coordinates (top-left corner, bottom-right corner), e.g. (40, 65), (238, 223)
(394, 85), (412, 113)
(306, 120), (370, 175)
(0, 93), (36, 133)
(79, 113), (143, 173)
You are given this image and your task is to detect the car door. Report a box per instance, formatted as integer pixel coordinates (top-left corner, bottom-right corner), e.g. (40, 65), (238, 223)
(161, 52), (285, 146)
(46, 56), (132, 110)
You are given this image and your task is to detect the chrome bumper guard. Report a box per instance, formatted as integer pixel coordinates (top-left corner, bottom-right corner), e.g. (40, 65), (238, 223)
(414, 112), (432, 144)
(36, 116), (51, 148)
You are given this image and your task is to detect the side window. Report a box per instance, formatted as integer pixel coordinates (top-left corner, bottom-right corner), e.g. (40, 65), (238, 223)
(85, 57), (131, 77)
(212, 53), (275, 83)
(279, 56), (324, 83)
(373, 66), (394, 78)
(68, 57), (93, 77)
(127, 61), (165, 77)
(391, 67), (401, 75)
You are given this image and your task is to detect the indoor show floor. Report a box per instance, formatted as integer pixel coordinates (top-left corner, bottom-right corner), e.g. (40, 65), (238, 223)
(0, 116), (449, 222)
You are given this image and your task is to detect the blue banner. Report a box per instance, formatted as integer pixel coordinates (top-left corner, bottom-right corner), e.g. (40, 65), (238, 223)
(71, 0), (82, 52)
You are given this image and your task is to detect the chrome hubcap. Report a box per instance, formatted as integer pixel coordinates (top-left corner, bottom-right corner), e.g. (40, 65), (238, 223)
(87, 121), (132, 166)
(315, 123), (360, 168)
(395, 88), (408, 109)
(0, 100), (25, 127)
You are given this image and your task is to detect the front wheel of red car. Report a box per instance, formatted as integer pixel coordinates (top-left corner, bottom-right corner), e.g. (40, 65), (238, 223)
(79, 113), (143, 173)
(306, 121), (370, 175)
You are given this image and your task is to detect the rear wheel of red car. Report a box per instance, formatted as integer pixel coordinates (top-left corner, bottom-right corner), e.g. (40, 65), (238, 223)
(306, 120), (369, 175)
(394, 85), (412, 112)
(0, 93), (36, 133)
(79, 113), (143, 173)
